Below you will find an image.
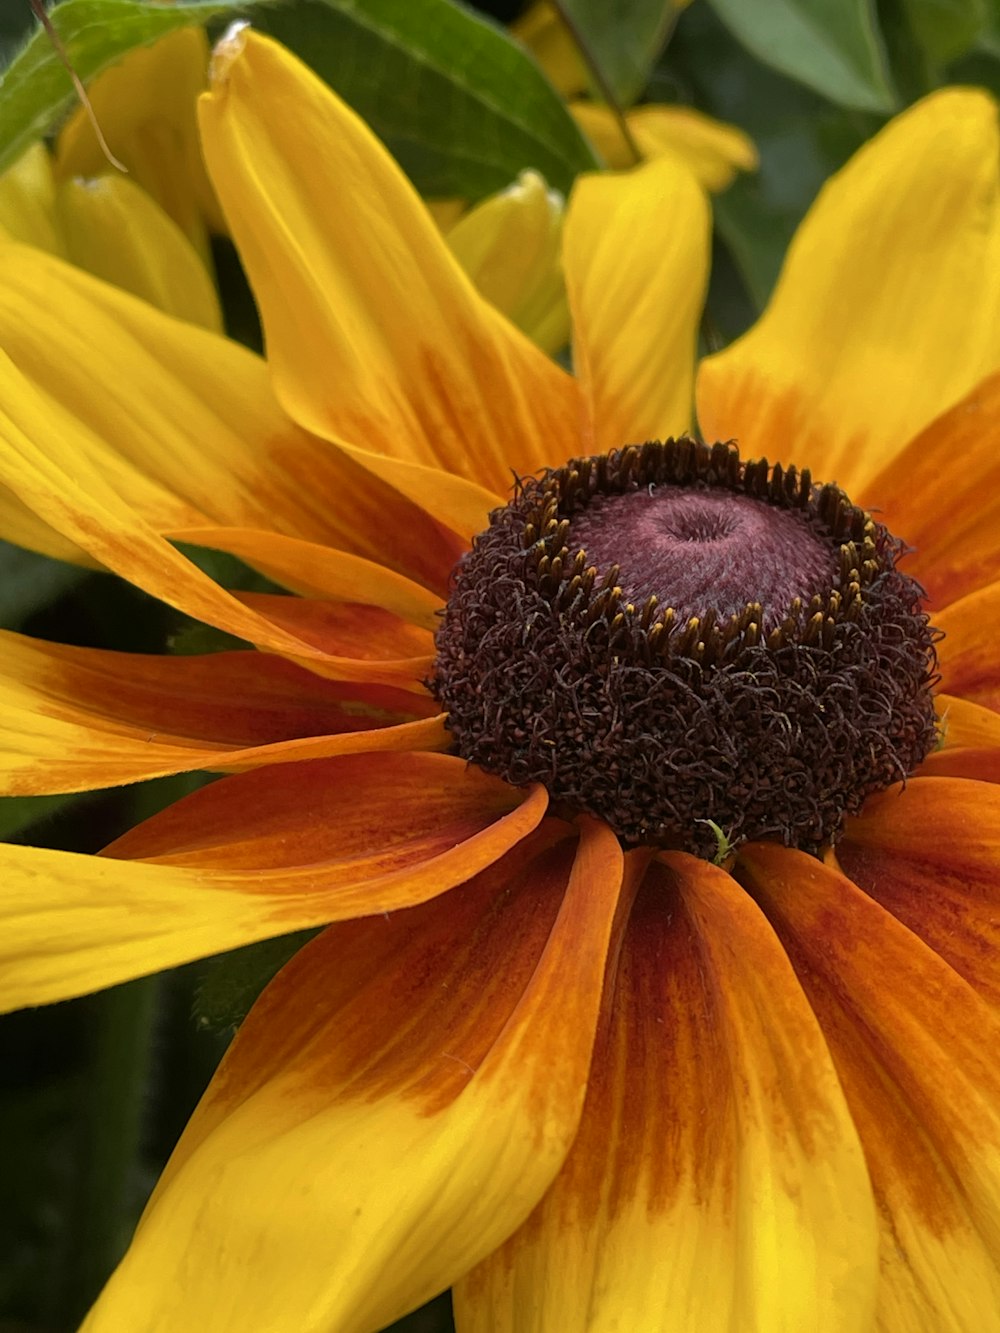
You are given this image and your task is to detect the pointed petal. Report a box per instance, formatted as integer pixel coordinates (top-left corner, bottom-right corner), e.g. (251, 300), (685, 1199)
(199, 30), (582, 518)
(55, 176), (221, 330)
(837, 776), (1000, 1009)
(698, 90), (1000, 493)
(564, 155), (710, 451)
(458, 853), (878, 1332)
(234, 592), (433, 658)
(740, 843), (1000, 1330)
(0, 245), (460, 587)
(82, 822), (625, 1332)
(0, 754), (548, 1010)
(858, 369), (1000, 608)
(935, 579), (1000, 711)
(923, 695), (1000, 783)
(0, 630), (444, 795)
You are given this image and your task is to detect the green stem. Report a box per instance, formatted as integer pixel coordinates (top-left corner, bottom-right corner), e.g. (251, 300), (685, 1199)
(57, 975), (160, 1327)
(549, 0), (644, 165)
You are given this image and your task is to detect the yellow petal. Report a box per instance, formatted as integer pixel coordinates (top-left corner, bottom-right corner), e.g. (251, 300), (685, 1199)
(198, 30), (582, 519)
(564, 154), (710, 450)
(511, 1), (588, 98)
(571, 102), (758, 190)
(0, 628), (444, 795)
(446, 170), (571, 355)
(55, 175), (221, 330)
(741, 841), (1000, 1330)
(458, 853), (878, 1331)
(55, 27), (221, 251)
(82, 823), (624, 1332)
(698, 89), (1000, 494)
(0, 143), (65, 256)
(0, 753), (548, 1011)
(0, 245), (460, 588)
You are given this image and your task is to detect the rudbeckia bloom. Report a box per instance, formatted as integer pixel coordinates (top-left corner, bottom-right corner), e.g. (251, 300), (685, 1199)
(2, 28), (1000, 1332)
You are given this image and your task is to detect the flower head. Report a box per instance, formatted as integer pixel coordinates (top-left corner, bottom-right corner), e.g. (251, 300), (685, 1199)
(1, 29), (1000, 1331)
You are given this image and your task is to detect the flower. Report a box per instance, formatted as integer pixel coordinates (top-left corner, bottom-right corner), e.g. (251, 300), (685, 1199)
(512, 0), (757, 189)
(2, 28), (1000, 1331)
(0, 28), (221, 329)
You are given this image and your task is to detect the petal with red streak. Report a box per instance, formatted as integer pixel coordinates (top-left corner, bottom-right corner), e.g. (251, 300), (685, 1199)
(836, 776), (1000, 1010)
(935, 580), (1000, 711)
(0, 630), (445, 795)
(0, 753), (548, 1010)
(82, 822), (624, 1332)
(457, 853), (878, 1331)
(740, 843), (1000, 1329)
(922, 695), (1000, 784)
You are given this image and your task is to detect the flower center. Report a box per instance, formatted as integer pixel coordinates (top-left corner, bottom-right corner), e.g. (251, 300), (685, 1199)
(431, 439), (939, 858)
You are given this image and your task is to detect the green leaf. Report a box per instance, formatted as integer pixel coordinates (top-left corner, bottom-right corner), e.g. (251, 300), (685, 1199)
(901, 0), (987, 64)
(556, 0), (679, 106)
(194, 930), (320, 1032)
(254, 0), (600, 200)
(705, 0), (896, 111)
(0, 0), (260, 177)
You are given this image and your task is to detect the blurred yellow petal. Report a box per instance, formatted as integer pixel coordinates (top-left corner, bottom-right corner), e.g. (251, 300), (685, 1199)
(0, 143), (65, 256)
(698, 89), (1000, 492)
(564, 154), (709, 449)
(55, 175), (221, 330)
(446, 170), (570, 354)
(83, 822), (622, 1333)
(55, 27), (222, 251)
(511, 0), (588, 98)
(199, 29), (582, 521)
(572, 101), (758, 190)
(459, 854), (878, 1331)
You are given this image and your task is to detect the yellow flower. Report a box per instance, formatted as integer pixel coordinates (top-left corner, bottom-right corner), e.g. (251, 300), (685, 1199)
(0, 27), (222, 330)
(0, 29), (999, 1331)
(513, 0), (756, 189)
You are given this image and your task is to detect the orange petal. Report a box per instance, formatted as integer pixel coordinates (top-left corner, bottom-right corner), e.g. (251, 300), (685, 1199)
(82, 822), (625, 1332)
(0, 629), (444, 794)
(859, 369), (1000, 608)
(836, 776), (1000, 1010)
(199, 31), (583, 516)
(0, 245), (459, 590)
(739, 842), (1000, 1327)
(564, 155), (710, 451)
(234, 591), (433, 659)
(935, 580), (1000, 711)
(923, 695), (1000, 783)
(698, 89), (1000, 494)
(458, 852), (878, 1330)
(1, 753), (547, 1010)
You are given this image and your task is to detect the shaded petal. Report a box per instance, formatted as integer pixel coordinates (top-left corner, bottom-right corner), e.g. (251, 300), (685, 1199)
(55, 176), (221, 330)
(199, 30), (583, 515)
(234, 592), (433, 658)
(698, 90), (1000, 493)
(739, 844), (1000, 1328)
(0, 630), (444, 794)
(458, 853), (878, 1331)
(923, 695), (1000, 783)
(836, 776), (1000, 1010)
(82, 822), (625, 1332)
(0, 245), (460, 587)
(0, 143), (65, 255)
(446, 170), (570, 356)
(55, 26), (221, 248)
(564, 155), (709, 451)
(935, 580), (1000, 711)
(0, 753), (548, 1010)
